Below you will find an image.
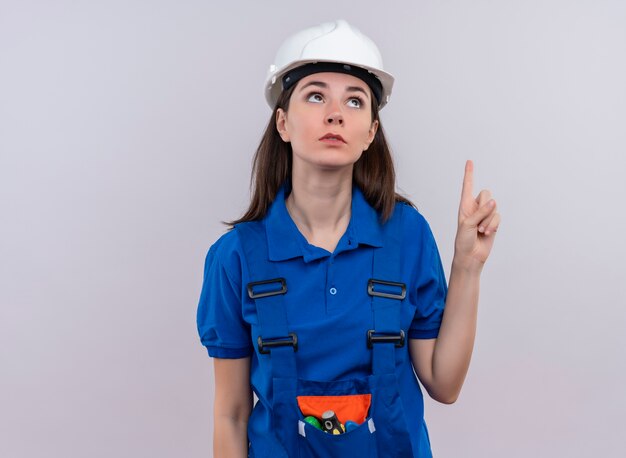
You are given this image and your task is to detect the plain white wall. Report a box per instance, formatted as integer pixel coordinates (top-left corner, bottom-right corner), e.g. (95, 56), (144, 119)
(1, 1), (625, 457)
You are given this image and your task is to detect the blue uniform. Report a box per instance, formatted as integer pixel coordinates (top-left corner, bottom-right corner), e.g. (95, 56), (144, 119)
(197, 183), (448, 457)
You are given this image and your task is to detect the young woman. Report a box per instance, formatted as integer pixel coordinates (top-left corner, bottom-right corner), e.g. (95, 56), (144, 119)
(197, 19), (500, 458)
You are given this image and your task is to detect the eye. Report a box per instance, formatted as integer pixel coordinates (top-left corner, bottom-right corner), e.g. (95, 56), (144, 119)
(347, 97), (363, 108)
(307, 93), (324, 103)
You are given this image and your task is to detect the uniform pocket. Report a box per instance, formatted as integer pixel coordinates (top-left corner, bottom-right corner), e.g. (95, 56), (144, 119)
(296, 394), (372, 425)
(297, 417), (378, 458)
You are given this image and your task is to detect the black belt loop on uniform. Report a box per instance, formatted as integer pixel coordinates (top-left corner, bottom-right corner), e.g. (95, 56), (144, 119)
(257, 333), (298, 354)
(247, 277), (296, 354)
(247, 278), (287, 299)
(367, 278), (406, 300)
(367, 329), (405, 348)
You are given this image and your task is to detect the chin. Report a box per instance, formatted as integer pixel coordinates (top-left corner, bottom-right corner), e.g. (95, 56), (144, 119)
(313, 158), (360, 171)
(313, 152), (363, 168)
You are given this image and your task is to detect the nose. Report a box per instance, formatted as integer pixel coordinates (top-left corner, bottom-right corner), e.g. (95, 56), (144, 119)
(326, 114), (343, 125)
(325, 104), (343, 126)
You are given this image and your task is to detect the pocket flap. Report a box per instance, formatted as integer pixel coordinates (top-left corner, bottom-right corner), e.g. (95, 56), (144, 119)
(296, 394), (371, 425)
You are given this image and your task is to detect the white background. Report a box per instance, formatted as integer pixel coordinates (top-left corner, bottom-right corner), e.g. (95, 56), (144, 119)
(1, 1), (625, 456)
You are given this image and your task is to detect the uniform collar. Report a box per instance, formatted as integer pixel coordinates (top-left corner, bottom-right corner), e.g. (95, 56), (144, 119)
(265, 182), (384, 262)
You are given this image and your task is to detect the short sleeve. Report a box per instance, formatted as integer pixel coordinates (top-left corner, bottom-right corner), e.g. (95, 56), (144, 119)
(408, 222), (448, 339)
(196, 234), (253, 358)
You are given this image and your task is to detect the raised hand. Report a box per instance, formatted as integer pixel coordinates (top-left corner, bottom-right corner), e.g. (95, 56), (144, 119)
(454, 160), (500, 270)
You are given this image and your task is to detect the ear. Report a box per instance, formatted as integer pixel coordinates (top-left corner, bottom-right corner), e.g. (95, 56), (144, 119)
(364, 119), (379, 150)
(276, 108), (290, 143)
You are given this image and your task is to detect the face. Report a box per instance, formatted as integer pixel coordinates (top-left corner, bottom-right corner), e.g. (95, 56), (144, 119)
(275, 72), (379, 172)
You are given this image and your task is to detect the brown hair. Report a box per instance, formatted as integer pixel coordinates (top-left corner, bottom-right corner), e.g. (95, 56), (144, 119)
(226, 84), (415, 227)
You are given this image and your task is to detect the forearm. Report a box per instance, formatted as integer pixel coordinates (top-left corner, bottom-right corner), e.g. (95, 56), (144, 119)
(214, 414), (249, 458)
(212, 357), (252, 458)
(431, 255), (482, 402)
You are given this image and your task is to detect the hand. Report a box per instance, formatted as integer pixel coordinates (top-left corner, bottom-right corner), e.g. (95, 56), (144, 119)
(454, 160), (500, 270)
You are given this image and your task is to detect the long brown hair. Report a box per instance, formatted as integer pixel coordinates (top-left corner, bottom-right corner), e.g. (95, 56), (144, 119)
(227, 83), (415, 227)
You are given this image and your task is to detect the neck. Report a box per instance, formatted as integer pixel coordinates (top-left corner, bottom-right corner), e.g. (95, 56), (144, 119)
(286, 167), (353, 245)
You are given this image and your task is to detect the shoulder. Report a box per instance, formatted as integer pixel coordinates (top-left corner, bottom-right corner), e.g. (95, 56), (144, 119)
(204, 228), (247, 277)
(205, 221), (269, 272)
(391, 201), (434, 239)
(386, 202), (441, 261)
(207, 227), (240, 257)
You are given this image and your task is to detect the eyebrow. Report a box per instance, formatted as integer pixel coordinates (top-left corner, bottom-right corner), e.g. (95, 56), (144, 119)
(298, 81), (370, 99)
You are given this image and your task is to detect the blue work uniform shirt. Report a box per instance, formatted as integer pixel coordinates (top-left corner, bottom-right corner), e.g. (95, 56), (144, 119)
(197, 183), (448, 456)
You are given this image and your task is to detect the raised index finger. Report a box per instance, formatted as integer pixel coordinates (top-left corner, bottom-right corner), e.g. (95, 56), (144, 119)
(461, 159), (474, 201)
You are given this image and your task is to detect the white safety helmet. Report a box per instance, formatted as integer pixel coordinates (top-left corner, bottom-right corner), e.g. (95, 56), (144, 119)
(264, 19), (394, 110)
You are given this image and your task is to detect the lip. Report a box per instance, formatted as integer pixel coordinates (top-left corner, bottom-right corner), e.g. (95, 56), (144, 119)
(319, 133), (346, 143)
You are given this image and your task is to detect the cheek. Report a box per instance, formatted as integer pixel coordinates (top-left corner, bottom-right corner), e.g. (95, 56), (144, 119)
(288, 117), (315, 142)
(358, 124), (375, 143)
